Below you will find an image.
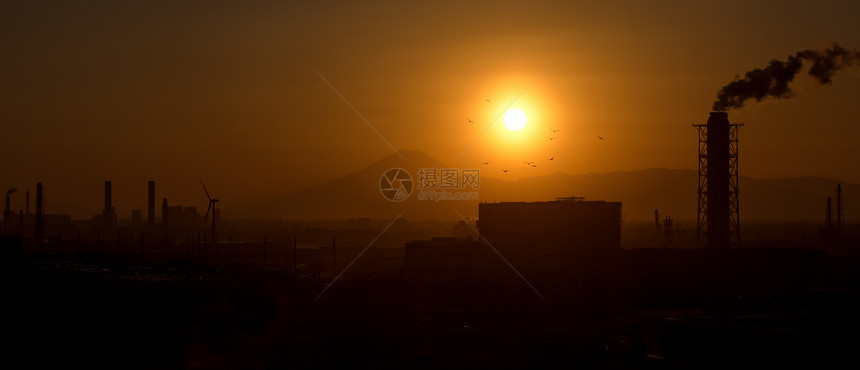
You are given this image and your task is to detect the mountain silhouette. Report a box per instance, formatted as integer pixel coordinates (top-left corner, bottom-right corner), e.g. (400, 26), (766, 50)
(241, 150), (857, 223)
(240, 150), (479, 220)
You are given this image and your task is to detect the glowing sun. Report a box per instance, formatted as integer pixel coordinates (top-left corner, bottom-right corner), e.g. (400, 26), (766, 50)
(504, 109), (527, 130)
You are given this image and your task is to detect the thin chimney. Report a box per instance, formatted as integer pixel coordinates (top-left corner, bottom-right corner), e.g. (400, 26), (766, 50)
(148, 181), (155, 227)
(162, 197), (169, 228)
(36, 182), (43, 242)
(654, 209), (660, 233)
(663, 216), (673, 248)
(104, 181), (113, 227)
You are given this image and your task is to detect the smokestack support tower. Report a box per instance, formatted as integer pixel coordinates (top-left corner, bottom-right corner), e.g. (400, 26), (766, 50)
(694, 112), (742, 248)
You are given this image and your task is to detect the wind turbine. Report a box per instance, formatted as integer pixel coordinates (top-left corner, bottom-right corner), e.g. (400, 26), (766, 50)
(200, 179), (220, 242)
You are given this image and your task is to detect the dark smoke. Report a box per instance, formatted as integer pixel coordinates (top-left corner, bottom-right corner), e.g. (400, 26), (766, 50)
(713, 43), (860, 111)
(6, 188), (16, 196)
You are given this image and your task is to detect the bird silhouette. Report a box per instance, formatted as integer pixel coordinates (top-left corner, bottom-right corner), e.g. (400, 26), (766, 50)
(501, 169), (509, 173)
(550, 128), (560, 133)
(482, 161), (489, 165)
(548, 137), (556, 141)
(598, 136), (605, 140)
(484, 99), (493, 104)
(467, 117), (475, 124)
(531, 164), (538, 168)
(523, 161), (534, 166)
(548, 156), (554, 160)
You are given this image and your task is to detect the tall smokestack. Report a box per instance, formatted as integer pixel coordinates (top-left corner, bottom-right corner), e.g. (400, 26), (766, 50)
(35, 182), (43, 243)
(654, 209), (660, 235)
(4, 188), (16, 211)
(162, 198), (169, 228)
(707, 112), (731, 248)
(696, 112), (741, 248)
(148, 181), (155, 227)
(104, 181), (113, 228)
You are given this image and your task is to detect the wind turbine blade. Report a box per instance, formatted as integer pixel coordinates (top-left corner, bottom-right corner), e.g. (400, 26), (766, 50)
(200, 179), (212, 200)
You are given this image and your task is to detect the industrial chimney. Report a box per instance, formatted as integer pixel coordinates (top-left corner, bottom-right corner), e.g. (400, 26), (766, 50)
(695, 112), (742, 248)
(162, 197), (169, 228)
(35, 182), (43, 244)
(148, 181), (155, 227)
(104, 181), (113, 228)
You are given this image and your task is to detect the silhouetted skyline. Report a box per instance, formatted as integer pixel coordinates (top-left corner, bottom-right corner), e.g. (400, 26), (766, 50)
(4, 3), (860, 368)
(3, 1), (860, 218)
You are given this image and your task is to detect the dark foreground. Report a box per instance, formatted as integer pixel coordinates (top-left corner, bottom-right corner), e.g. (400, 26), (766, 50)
(5, 260), (642, 369)
(4, 247), (860, 369)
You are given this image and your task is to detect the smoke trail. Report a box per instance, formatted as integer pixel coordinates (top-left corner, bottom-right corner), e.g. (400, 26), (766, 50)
(713, 43), (860, 111)
(6, 188), (16, 195)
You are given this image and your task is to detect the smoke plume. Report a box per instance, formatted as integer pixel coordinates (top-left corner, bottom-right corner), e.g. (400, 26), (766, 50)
(6, 188), (17, 196)
(713, 43), (859, 111)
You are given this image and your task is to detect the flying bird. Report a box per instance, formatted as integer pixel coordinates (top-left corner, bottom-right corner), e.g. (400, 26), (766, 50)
(548, 137), (556, 141)
(523, 161), (534, 166)
(531, 164), (538, 168)
(549, 128), (560, 133)
(484, 99), (493, 104)
(467, 117), (475, 124)
(548, 156), (554, 161)
(482, 161), (489, 165)
(501, 169), (509, 173)
(597, 136), (605, 140)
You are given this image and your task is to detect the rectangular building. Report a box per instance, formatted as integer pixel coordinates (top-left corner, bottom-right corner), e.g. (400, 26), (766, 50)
(477, 197), (622, 252)
(405, 198), (624, 309)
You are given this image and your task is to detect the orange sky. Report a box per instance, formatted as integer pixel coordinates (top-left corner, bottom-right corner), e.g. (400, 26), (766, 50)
(3, 0), (860, 218)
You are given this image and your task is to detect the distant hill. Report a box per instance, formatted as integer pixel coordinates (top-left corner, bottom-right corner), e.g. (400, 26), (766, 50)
(238, 150), (480, 221)
(238, 150), (858, 223)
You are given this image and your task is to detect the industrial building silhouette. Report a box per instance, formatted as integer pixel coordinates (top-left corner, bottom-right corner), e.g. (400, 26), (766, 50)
(477, 197), (621, 251)
(407, 197), (623, 308)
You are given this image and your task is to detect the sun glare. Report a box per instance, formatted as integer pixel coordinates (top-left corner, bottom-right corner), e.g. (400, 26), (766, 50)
(504, 109), (527, 130)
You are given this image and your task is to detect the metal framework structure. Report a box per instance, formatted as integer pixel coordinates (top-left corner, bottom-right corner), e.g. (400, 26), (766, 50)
(694, 121), (742, 248)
